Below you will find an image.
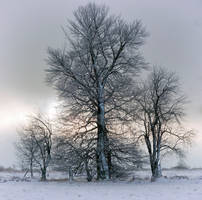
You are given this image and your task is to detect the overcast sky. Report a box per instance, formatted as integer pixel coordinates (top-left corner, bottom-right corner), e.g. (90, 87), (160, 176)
(0, 0), (202, 167)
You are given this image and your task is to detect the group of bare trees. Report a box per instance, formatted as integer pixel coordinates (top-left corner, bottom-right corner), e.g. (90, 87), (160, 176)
(15, 3), (194, 182)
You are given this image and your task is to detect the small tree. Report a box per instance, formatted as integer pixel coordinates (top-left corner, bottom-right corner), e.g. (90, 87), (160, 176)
(30, 115), (52, 181)
(15, 128), (37, 178)
(134, 67), (194, 181)
(16, 114), (53, 181)
(53, 133), (96, 182)
(107, 134), (145, 178)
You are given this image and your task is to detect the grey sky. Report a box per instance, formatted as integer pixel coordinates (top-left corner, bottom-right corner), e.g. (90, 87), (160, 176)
(0, 0), (202, 167)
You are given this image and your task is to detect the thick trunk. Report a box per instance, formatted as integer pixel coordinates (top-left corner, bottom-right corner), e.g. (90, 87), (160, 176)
(147, 125), (162, 181)
(151, 131), (162, 181)
(104, 131), (112, 178)
(151, 159), (162, 181)
(96, 83), (109, 180)
(97, 116), (110, 180)
(41, 167), (47, 181)
(96, 154), (100, 180)
(146, 138), (162, 181)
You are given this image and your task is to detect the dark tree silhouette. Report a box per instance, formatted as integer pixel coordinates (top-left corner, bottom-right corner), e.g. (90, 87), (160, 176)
(16, 114), (53, 181)
(134, 67), (194, 181)
(46, 3), (147, 179)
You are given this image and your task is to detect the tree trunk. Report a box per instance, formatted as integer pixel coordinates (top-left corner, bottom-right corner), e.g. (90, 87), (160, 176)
(97, 114), (110, 180)
(151, 133), (162, 181)
(107, 149), (112, 179)
(41, 167), (47, 181)
(96, 82), (109, 180)
(68, 166), (73, 182)
(96, 153), (101, 180)
(85, 160), (92, 182)
(151, 159), (162, 181)
(30, 161), (33, 178)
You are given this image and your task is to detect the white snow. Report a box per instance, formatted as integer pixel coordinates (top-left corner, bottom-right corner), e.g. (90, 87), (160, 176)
(0, 169), (202, 200)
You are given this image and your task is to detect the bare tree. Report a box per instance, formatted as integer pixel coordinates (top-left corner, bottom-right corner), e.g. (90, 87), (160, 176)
(107, 134), (146, 178)
(53, 133), (96, 182)
(46, 2), (147, 180)
(30, 114), (53, 181)
(16, 114), (53, 181)
(134, 67), (194, 181)
(15, 128), (37, 178)
(52, 110), (145, 181)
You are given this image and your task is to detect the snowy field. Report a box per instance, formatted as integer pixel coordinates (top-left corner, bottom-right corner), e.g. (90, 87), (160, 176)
(0, 169), (202, 200)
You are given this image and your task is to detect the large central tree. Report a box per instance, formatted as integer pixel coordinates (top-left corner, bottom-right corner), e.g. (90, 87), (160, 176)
(46, 3), (147, 179)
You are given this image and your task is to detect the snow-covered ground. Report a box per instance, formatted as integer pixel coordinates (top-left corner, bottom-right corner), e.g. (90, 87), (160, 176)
(0, 169), (202, 200)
